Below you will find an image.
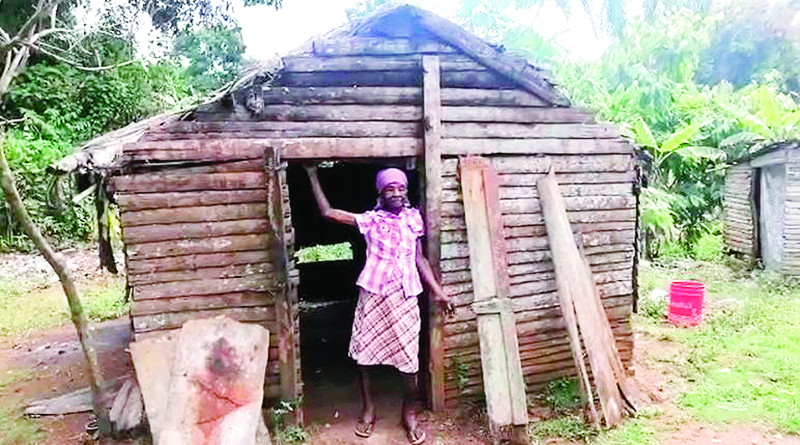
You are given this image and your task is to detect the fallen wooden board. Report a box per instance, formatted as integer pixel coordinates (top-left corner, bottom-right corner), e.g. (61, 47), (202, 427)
(130, 331), (178, 443)
(460, 156), (528, 440)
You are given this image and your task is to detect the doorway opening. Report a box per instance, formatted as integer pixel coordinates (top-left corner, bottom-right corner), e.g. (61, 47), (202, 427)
(286, 160), (428, 426)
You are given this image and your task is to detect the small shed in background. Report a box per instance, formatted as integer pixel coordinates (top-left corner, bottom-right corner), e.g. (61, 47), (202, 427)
(51, 4), (640, 416)
(723, 140), (800, 272)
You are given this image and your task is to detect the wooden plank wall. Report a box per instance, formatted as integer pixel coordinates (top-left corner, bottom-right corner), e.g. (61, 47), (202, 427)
(783, 151), (800, 275)
(129, 36), (636, 406)
(722, 164), (757, 259)
(439, 154), (636, 405)
(113, 141), (297, 399)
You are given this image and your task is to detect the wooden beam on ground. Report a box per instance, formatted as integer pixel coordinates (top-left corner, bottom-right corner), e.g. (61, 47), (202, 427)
(422, 55), (446, 413)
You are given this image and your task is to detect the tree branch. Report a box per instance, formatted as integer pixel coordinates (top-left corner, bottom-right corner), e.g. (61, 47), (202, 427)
(0, 132), (109, 432)
(21, 41), (137, 71)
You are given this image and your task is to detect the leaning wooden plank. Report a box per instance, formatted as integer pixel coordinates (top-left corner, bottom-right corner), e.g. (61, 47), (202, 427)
(460, 156), (528, 438)
(538, 169), (628, 427)
(441, 138), (634, 155)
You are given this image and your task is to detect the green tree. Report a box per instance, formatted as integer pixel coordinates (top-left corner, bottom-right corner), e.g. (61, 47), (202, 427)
(173, 25), (246, 94)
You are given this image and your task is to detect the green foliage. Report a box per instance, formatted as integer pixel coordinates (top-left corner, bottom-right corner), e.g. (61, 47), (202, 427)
(594, 418), (658, 445)
(295, 242), (353, 263)
(542, 378), (583, 413)
(691, 230), (724, 262)
(451, 356), (470, 393)
(528, 415), (596, 442)
(173, 26), (246, 94)
(269, 398), (308, 445)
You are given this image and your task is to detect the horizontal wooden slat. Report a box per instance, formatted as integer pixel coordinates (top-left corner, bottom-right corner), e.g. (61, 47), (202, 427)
(122, 204), (267, 227)
(128, 262), (272, 285)
(442, 183), (633, 202)
(440, 138), (634, 155)
(131, 291), (274, 315)
(150, 121), (421, 138)
(273, 70), (515, 89)
(443, 154), (632, 175)
(127, 250), (272, 275)
(441, 209), (637, 232)
(281, 55), (483, 72)
(442, 122), (619, 139)
(117, 190), (268, 211)
(114, 172), (266, 193)
(312, 38), (457, 56)
(442, 106), (592, 123)
(126, 234), (268, 260)
(441, 195), (635, 217)
(258, 86), (550, 107)
(133, 275), (271, 300)
(132, 306), (274, 333)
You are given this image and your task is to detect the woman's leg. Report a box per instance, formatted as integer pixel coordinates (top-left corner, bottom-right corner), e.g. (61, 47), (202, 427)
(358, 365), (375, 423)
(400, 371), (418, 430)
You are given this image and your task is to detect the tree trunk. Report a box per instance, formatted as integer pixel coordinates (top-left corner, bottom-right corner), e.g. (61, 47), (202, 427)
(0, 134), (110, 433)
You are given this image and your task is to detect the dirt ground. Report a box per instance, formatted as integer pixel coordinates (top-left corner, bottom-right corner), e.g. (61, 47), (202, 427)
(2, 250), (800, 444)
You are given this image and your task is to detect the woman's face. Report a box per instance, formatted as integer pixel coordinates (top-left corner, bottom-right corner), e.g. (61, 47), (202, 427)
(380, 182), (407, 212)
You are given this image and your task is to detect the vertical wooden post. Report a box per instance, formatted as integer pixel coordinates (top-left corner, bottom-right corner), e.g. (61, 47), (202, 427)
(95, 175), (118, 274)
(265, 146), (303, 423)
(422, 55), (445, 412)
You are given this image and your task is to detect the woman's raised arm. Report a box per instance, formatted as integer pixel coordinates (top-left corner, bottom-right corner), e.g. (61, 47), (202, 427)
(304, 164), (357, 226)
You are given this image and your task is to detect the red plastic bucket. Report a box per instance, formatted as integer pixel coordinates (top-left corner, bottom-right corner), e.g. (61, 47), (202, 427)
(668, 280), (705, 326)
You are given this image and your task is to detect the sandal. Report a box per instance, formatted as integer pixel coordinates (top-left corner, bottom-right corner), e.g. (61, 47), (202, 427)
(354, 418), (375, 438)
(405, 424), (426, 445)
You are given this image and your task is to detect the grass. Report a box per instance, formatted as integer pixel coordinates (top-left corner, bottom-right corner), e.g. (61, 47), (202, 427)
(0, 369), (43, 445)
(638, 260), (800, 434)
(295, 242), (353, 263)
(0, 275), (128, 337)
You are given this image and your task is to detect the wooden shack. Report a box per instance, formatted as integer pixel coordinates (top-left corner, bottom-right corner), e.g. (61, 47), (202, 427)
(723, 140), (800, 273)
(53, 4), (639, 412)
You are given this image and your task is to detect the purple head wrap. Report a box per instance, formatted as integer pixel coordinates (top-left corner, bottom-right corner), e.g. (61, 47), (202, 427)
(375, 168), (408, 193)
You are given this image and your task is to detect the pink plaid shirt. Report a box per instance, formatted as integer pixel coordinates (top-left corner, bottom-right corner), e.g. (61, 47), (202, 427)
(355, 207), (425, 297)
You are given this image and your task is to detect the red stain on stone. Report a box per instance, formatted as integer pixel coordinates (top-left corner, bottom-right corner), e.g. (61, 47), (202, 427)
(192, 338), (256, 444)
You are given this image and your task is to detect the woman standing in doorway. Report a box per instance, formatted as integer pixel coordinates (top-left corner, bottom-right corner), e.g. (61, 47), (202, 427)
(304, 165), (453, 445)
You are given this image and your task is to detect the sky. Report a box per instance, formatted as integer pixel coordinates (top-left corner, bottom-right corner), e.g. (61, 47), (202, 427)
(234, 0), (606, 62)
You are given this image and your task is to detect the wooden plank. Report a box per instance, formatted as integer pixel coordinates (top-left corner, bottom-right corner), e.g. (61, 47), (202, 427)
(442, 183), (633, 202)
(131, 292), (273, 315)
(265, 147), (302, 417)
(128, 262), (273, 286)
(441, 138), (634, 155)
(281, 55), (483, 72)
(443, 123), (619, 139)
(443, 154), (632, 175)
(312, 37), (457, 56)
(121, 203), (267, 227)
(133, 275), (271, 300)
(155, 121), (420, 138)
(114, 172), (266, 193)
(460, 156), (528, 430)
(132, 307), (274, 333)
(127, 250), (272, 275)
(123, 219), (269, 244)
(407, 6), (567, 105)
(117, 190), (268, 211)
(423, 55), (446, 413)
(441, 210), (637, 232)
(126, 234), (268, 260)
(258, 86), (549, 107)
(274, 70), (517, 89)
(442, 195), (636, 216)
(539, 170), (634, 426)
(252, 104), (422, 121)
(123, 138), (423, 163)
(443, 106), (592, 123)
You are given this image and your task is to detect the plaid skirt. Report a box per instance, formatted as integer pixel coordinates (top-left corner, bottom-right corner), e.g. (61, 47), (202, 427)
(348, 279), (421, 374)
